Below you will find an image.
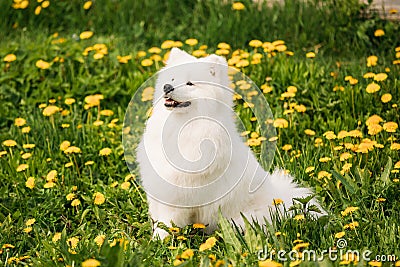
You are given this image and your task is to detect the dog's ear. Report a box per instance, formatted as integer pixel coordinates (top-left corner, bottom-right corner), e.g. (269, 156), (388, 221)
(166, 48), (195, 65)
(204, 54), (228, 66)
(201, 54), (228, 77)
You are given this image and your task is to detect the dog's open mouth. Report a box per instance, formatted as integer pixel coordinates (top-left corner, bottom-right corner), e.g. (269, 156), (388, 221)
(164, 97), (191, 108)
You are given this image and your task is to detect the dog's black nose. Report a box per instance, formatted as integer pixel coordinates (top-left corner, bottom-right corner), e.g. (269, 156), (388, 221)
(163, 84), (174, 94)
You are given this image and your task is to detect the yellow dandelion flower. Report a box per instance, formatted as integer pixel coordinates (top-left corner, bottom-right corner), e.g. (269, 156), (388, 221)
(192, 49), (206, 57)
(368, 123), (383, 135)
(282, 144), (292, 151)
(335, 232), (345, 238)
(343, 221), (359, 230)
(215, 49), (230, 56)
(383, 122), (398, 132)
(232, 2), (245, 10)
(93, 53), (104, 60)
(368, 261), (382, 267)
(249, 39), (262, 47)
(43, 181), (55, 188)
(181, 248), (194, 259)
(367, 55), (378, 67)
(93, 120), (103, 126)
(261, 84), (273, 93)
(99, 147), (112, 156)
(120, 181), (130, 190)
(23, 227), (32, 233)
(25, 219), (35, 227)
(366, 82), (381, 93)
(323, 131), (336, 140)
(381, 93), (392, 103)
(93, 192), (105, 205)
(141, 58), (153, 67)
(141, 86), (155, 102)
(217, 42), (231, 50)
(52, 232), (61, 243)
(390, 143), (400, 150)
(66, 237), (80, 250)
(259, 259), (283, 267)
(3, 139), (17, 147)
(66, 193), (75, 201)
(4, 54), (17, 62)
(82, 259), (101, 267)
(348, 129), (363, 138)
(23, 143), (35, 149)
(341, 206), (358, 216)
(376, 197), (386, 202)
(94, 235), (105, 247)
(17, 164), (29, 172)
(42, 105), (59, 116)
(199, 236), (217, 251)
(83, 1), (92, 10)
(318, 171), (331, 179)
(366, 115), (383, 126)
(363, 72), (375, 79)
(294, 104), (306, 113)
(148, 47), (161, 54)
(193, 223), (206, 229)
(64, 162), (73, 168)
(99, 109), (114, 117)
(274, 118), (289, 128)
(21, 126), (31, 133)
(160, 40), (174, 49)
(14, 118), (26, 127)
(304, 129), (316, 136)
(71, 199), (81, 207)
(60, 140), (71, 151)
(374, 73), (387, 81)
(65, 98), (76, 105)
(25, 177), (35, 189)
(173, 259), (183, 266)
(319, 157), (331, 163)
(172, 41), (183, 47)
(305, 166), (315, 173)
(339, 152), (353, 161)
(394, 161), (400, 169)
(34, 6), (41, 15)
(21, 152), (32, 159)
(85, 161), (94, 166)
(306, 52), (315, 58)
(46, 170), (57, 182)
(185, 38), (198, 46)
(41, 1), (50, 8)
(36, 59), (50, 69)
(333, 85), (345, 92)
(117, 55), (132, 63)
(272, 198), (284, 205)
(64, 146), (81, 154)
(294, 214), (305, 221)
(374, 29), (385, 37)
(342, 163), (352, 172)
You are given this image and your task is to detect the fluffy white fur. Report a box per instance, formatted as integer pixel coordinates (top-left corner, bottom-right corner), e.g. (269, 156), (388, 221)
(137, 48), (324, 239)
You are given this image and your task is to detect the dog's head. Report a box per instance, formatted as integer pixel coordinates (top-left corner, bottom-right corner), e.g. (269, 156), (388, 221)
(154, 48), (232, 114)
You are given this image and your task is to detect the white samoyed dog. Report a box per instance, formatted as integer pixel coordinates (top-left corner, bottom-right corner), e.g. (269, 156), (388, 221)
(137, 48), (324, 239)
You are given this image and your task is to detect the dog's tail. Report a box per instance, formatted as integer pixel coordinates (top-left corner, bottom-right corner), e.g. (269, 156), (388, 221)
(244, 169), (326, 223)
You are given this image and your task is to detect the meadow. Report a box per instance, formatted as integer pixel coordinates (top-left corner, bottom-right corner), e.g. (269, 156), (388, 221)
(0, 0), (399, 266)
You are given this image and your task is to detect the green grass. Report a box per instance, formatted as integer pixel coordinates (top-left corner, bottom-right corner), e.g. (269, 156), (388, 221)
(1, 0), (400, 266)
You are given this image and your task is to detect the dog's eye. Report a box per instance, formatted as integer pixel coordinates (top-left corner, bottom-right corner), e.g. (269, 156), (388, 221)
(186, 81), (194, 86)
